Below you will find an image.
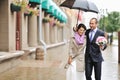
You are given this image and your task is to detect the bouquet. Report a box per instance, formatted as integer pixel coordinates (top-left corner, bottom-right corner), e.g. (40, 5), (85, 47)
(96, 36), (107, 46)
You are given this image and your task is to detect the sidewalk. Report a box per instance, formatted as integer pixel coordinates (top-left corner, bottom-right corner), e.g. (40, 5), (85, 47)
(66, 39), (120, 80)
(0, 40), (119, 80)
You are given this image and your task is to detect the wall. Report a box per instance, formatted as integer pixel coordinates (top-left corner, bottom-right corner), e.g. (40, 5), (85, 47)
(0, 0), (9, 51)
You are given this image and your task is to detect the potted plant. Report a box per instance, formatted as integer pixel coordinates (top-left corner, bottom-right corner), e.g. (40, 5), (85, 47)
(10, 3), (21, 12)
(29, 0), (40, 8)
(24, 5), (39, 16)
(42, 17), (51, 23)
(10, 0), (28, 12)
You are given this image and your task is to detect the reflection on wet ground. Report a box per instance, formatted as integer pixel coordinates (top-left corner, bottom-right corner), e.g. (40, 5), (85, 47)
(75, 44), (120, 80)
(0, 67), (66, 80)
(0, 60), (66, 80)
(101, 45), (120, 80)
(0, 43), (120, 80)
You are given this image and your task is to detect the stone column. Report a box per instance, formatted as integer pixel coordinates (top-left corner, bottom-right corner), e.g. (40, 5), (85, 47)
(50, 26), (55, 43)
(49, 17), (55, 44)
(44, 22), (50, 44)
(28, 15), (38, 47)
(21, 13), (28, 49)
(44, 14), (50, 44)
(62, 23), (65, 41)
(57, 27), (63, 42)
(54, 25), (58, 43)
(61, 27), (64, 42)
(9, 12), (16, 51)
(40, 11), (45, 41)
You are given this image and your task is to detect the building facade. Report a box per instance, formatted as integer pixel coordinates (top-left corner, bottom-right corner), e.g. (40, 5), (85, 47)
(0, 0), (85, 61)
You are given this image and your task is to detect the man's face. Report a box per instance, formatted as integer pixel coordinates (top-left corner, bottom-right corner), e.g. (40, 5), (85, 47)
(89, 19), (97, 30)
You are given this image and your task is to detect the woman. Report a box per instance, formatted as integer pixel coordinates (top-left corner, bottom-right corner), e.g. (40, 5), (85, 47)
(65, 23), (86, 72)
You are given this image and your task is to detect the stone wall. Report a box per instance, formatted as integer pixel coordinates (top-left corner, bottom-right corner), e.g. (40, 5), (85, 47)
(0, 0), (9, 51)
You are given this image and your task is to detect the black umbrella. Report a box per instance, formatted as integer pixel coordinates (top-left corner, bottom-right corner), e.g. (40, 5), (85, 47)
(60, 0), (99, 25)
(86, 1), (99, 13)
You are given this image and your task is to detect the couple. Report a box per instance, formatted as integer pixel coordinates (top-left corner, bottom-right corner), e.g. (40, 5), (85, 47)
(67, 18), (107, 80)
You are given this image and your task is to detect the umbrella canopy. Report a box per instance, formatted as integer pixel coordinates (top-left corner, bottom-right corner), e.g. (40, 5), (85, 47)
(60, 0), (99, 25)
(60, 0), (99, 13)
(87, 1), (99, 13)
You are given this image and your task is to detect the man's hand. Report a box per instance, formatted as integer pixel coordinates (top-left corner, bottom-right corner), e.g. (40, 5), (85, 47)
(99, 44), (107, 51)
(99, 45), (104, 50)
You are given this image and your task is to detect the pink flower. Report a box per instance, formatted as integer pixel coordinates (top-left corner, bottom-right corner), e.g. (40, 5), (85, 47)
(96, 36), (107, 46)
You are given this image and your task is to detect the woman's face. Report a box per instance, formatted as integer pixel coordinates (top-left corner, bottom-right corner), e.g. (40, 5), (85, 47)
(77, 27), (85, 36)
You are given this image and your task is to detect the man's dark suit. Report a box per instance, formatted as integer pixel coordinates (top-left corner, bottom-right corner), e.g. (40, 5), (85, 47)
(85, 29), (106, 80)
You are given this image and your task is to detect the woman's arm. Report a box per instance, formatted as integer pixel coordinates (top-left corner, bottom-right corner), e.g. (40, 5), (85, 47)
(68, 37), (73, 64)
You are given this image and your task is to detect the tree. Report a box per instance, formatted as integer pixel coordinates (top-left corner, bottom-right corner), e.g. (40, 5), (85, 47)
(99, 11), (120, 44)
(107, 12), (120, 32)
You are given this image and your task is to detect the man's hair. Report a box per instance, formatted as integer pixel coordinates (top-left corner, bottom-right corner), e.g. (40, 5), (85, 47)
(91, 18), (98, 24)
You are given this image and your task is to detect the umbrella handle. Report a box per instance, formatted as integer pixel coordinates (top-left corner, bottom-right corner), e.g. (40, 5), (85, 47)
(76, 10), (80, 27)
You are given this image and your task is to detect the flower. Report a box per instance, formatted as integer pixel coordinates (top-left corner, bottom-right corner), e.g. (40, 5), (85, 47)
(96, 36), (107, 46)
(42, 17), (51, 23)
(24, 5), (39, 16)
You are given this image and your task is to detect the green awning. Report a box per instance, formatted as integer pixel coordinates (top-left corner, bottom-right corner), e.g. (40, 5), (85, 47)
(52, 9), (58, 18)
(61, 12), (67, 23)
(53, 9), (67, 23)
(29, 0), (41, 4)
(56, 8), (67, 23)
(46, 0), (56, 14)
(53, 10), (67, 23)
(42, 0), (67, 23)
(42, 0), (58, 18)
(42, 0), (50, 10)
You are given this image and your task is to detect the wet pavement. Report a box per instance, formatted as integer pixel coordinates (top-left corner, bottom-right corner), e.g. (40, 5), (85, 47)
(69, 40), (120, 80)
(0, 60), (66, 80)
(0, 40), (120, 80)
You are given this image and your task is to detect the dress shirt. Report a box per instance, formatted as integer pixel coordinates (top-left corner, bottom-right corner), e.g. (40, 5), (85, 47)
(89, 28), (97, 41)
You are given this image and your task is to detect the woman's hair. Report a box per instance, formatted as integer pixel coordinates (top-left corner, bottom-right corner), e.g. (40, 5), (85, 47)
(76, 23), (86, 31)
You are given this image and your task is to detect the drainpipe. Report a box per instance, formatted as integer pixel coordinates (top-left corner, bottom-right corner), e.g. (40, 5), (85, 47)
(39, 3), (47, 54)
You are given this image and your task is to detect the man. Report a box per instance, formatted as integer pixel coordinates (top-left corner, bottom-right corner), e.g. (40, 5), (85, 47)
(85, 18), (107, 80)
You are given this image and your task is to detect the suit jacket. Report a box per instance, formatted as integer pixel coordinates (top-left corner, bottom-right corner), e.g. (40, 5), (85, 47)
(85, 29), (106, 62)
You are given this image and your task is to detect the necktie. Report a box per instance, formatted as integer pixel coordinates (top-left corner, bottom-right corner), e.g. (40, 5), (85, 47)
(90, 30), (93, 42)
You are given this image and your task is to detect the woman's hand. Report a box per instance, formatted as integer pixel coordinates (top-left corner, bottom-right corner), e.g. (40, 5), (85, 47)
(68, 56), (72, 64)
